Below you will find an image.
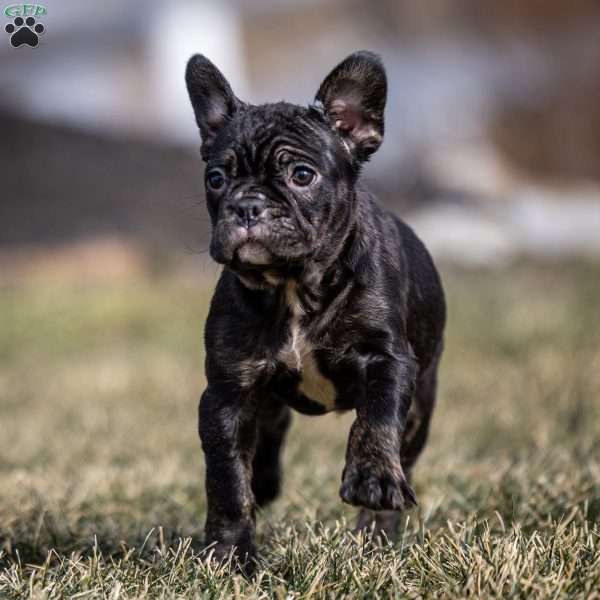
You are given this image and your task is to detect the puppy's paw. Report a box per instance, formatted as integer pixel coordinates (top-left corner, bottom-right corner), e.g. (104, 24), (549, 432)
(340, 461), (417, 511)
(205, 522), (257, 575)
(355, 508), (400, 542)
(207, 541), (257, 575)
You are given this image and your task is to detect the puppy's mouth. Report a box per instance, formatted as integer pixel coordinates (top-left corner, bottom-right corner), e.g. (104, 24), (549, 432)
(214, 220), (308, 270)
(235, 240), (273, 266)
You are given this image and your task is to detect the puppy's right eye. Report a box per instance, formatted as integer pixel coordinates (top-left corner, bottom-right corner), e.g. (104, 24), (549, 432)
(206, 170), (226, 190)
(291, 166), (316, 187)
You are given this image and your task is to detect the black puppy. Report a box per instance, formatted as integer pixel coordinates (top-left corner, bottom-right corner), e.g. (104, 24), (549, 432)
(185, 51), (446, 565)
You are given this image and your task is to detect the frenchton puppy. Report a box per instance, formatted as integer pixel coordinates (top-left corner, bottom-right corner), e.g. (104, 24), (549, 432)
(185, 50), (446, 567)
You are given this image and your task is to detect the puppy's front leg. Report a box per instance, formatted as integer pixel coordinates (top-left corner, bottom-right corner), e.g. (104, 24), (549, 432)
(340, 351), (418, 511)
(199, 387), (257, 567)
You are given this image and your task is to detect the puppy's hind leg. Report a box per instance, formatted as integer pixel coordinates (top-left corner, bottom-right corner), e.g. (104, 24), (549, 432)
(252, 402), (291, 507)
(400, 346), (441, 476)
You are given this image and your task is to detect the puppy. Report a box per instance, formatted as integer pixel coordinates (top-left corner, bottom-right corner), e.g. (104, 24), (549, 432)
(185, 51), (446, 566)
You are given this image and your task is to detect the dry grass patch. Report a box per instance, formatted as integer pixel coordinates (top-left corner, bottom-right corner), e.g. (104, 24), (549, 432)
(1, 261), (599, 598)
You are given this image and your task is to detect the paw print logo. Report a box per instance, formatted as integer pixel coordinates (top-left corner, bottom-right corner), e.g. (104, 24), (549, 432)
(5, 16), (45, 48)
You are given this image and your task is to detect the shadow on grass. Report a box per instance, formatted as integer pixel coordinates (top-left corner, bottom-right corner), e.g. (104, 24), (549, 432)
(0, 521), (207, 568)
(0, 493), (207, 568)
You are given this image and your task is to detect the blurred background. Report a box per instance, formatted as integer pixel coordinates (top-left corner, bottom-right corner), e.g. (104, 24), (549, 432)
(1, 3), (600, 588)
(2, 0), (600, 277)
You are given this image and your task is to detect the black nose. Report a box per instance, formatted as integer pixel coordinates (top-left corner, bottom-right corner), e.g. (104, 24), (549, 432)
(227, 197), (266, 228)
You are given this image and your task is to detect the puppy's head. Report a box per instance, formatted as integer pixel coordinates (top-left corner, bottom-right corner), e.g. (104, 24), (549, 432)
(185, 51), (386, 281)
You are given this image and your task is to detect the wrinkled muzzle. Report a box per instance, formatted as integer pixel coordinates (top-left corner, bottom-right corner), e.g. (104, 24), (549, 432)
(210, 195), (313, 269)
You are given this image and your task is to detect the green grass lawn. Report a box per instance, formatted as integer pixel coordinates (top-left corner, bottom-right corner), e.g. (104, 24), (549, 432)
(1, 261), (599, 598)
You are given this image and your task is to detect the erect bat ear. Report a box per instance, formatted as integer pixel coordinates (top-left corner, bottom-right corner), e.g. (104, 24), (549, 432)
(315, 51), (387, 162)
(185, 54), (241, 155)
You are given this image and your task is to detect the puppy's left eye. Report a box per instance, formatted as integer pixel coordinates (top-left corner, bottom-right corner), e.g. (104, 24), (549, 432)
(291, 166), (316, 187)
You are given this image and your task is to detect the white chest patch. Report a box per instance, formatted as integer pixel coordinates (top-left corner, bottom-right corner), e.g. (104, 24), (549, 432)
(276, 282), (337, 411)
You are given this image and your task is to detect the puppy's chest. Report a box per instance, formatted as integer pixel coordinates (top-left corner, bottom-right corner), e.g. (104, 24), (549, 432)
(240, 282), (342, 413)
(276, 314), (338, 412)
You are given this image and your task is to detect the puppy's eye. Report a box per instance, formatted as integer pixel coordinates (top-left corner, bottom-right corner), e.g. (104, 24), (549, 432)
(206, 169), (226, 190)
(291, 166), (316, 187)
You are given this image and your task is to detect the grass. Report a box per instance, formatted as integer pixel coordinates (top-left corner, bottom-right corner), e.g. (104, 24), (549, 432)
(0, 260), (599, 598)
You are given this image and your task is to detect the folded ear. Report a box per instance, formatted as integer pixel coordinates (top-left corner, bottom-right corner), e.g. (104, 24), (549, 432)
(185, 54), (240, 154)
(315, 51), (387, 162)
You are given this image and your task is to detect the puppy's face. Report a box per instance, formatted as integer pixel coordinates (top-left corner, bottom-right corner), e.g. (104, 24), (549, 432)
(186, 51), (387, 278)
(202, 104), (352, 269)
